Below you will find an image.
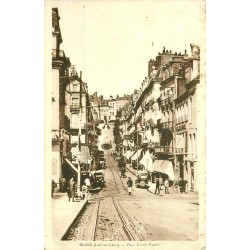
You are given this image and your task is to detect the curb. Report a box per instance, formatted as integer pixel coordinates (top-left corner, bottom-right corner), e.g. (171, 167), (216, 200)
(61, 198), (89, 240)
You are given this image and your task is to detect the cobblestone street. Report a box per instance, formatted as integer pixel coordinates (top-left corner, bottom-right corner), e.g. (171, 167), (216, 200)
(61, 154), (199, 241)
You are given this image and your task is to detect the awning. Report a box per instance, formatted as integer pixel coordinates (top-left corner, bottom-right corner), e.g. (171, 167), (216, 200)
(125, 150), (132, 159)
(131, 149), (142, 161)
(139, 150), (153, 171)
(80, 146), (90, 164)
(153, 160), (174, 180)
(129, 150), (135, 158)
(65, 158), (78, 173)
(152, 160), (165, 172)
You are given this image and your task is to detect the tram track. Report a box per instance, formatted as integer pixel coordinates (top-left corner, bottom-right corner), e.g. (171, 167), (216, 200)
(62, 154), (145, 241)
(105, 154), (127, 192)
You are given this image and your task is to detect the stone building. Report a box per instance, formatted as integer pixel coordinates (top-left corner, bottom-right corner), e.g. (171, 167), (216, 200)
(99, 95), (130, 124)
(51, 8), (71, 185)
(174, 44), (200, 192)
(120, 45), (201, 192)
(63, 66), (93, 176)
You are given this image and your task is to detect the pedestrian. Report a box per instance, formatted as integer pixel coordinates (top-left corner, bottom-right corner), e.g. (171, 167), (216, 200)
(159, 174), (163, 190)
(127, 177), (133, 195)
(177, 177), (184, 193)
(67, 178), (76, 202)
(154, 177), (160, 194)
(84, 177), (91, 191)
(51, 179), (57, 198)
(81, 184), (88, 200)
(60, 176), (66, 192)
(119, 157), (126, 177)
(164, 178), (170, 194)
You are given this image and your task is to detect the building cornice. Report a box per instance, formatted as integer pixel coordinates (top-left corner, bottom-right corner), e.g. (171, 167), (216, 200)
(160, 75), (176, 89)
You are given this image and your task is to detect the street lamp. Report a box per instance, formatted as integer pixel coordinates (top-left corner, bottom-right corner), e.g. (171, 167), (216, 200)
(76, 151), (82, 196)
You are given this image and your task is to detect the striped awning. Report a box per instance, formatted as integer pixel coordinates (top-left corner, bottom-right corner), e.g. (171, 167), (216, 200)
(152, 160), (174, 180)
(131, 149), (142, 160)
(139, 150), (153, 171)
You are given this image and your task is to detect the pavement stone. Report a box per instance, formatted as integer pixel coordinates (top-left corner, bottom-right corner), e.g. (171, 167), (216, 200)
(45, 192), (88, 243)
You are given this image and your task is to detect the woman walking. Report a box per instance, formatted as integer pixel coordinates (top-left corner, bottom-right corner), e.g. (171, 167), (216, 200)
(127, 177), (133, 195)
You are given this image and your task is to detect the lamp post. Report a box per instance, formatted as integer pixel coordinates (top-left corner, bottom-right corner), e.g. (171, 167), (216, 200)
(76, 151), (82, 195)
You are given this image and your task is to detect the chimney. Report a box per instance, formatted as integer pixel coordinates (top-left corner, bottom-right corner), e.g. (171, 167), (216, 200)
(190, 43), (200, 79)
(190, 43), (200, 59)
(80, 71), (82, 79)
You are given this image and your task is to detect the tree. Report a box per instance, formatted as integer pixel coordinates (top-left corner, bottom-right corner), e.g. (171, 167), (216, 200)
(113, 119), (121, 153)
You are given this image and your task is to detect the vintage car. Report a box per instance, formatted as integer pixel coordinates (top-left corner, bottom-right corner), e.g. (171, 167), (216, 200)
(135, 171), (149, 188)
(92, 171), (105, 188)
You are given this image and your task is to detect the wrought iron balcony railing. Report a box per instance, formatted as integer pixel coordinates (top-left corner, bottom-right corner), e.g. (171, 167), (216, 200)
(154, 146), (174, 154)
(70, 105), (80, 112)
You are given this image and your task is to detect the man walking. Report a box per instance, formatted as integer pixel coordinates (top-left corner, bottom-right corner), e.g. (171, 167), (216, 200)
(155, 177), (160, 194)
(164, 178), (170, 194)
(68, 178), (76, 202)
(127, 177), (133, 195)
(159, 174), (163, 190)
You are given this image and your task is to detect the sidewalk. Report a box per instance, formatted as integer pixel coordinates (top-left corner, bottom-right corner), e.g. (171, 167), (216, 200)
(45, 192), (88, 242)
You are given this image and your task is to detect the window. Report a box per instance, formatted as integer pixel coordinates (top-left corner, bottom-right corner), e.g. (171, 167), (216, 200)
(189, 134), (192, 157)
(72, 98), (79, 104)
(73, 84), (78, 92)
(184, 103), (188, 120)
(188, 97), (192, 123)
(181, 105), (184, 121)
(193, 133), (196, 158)
(71, 114), (79, 128)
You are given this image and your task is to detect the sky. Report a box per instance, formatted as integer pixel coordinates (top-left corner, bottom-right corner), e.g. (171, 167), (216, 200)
(48, 0), (205, 99)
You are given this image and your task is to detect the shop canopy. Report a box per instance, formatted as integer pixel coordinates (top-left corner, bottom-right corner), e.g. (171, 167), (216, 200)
(131, 149), (142, 161)
(125, 150), (133, 159)
(139, 150), (153, 171)
(80, 146), (90, 164)
(152, 160), (165, 172)
(129, 150), (135, 158)
(151, 160), (174, 180)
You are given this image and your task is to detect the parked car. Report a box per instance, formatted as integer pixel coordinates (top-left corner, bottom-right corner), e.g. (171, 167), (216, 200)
(92, 171), (105, 188)
(135, 171), (149, 188)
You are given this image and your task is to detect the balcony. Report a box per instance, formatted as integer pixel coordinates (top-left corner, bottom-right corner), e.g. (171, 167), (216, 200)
(70, 122), (93, 130)
(154, 146), (174, 154)
(176, 148), (187, 154)
(161, 121), (173, 130)
(176, 121), (186, 131)
(70, 104), (80, 112)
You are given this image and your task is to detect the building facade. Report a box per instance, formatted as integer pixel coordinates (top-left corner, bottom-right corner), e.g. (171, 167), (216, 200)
(51, 8), (95, 188)
(51, 8), (71, 185)
(119, 45), (201, 192)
